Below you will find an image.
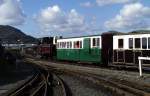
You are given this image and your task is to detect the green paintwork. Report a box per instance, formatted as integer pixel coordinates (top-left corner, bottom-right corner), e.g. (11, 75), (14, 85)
(84, 38), (90, 51)
(57, 38), (101, 64)
(57, 48), (101, 63)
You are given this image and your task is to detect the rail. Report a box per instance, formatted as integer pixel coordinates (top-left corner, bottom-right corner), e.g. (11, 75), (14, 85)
(53, 74), (68, 96)
(46, 65), (150, 96)
(5, 68), (51, 96)
(4, 64), (70, 96)
(25, 58), (150, 96)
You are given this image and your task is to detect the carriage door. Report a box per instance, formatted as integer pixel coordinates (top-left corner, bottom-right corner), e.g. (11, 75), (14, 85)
(101, 34), (113, 65)
(117, 39), (125, 63)
(134, 38), (142, 64)
(84, 38), (90, 53)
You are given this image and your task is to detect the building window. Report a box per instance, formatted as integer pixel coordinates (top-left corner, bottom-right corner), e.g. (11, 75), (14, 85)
(118, 39), (123, 48)
(92, 38), (100, 47)
(148, 38), (150, 49)
(135, 38), (141, 48)
(129, 38), (133, 49)
(142, 38), (147, 49)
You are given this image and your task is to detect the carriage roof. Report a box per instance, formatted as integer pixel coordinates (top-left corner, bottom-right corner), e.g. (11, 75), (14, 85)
(57, 30), (150, 41)
(57, 34), (101, 41)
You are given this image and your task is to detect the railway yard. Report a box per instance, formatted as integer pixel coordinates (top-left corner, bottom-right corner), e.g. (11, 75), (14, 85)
(1, 0), (150, 95)
(0, 55), (149, 96)
(14, 58), (149, 96)
(0, 49), (149, 96)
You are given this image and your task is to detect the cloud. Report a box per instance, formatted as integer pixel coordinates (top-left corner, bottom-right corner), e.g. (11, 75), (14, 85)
(35, 5), (99, 34)
(80, 2), (93, 7)
(0, 0), (25, 26)
(96, 0), (137, 6)
(105, 3), (150, 30)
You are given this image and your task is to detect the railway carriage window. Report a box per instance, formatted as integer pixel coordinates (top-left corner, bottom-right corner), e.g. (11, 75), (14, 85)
(76, 41), (80, 48)
(142, 38), (147, 49)
(74, 41), (80, 48)
(61, 42), (63, 48)
(66, 42), (68, 48)
(67, 42), (69, 48)
(58, 43), (60, 48)
(129, 38), (133, 49)
(60, 42), (62, 48)
(62, 42), (64, 48)
(97, 38), (100, 47)
(62, 42), (66, 48)
(64, 42), (67, 48)
(74, 42), (76, 48)
(118, 39), (123, 48)
(135, 38), (141, 48)
(70, 42), (72, 48)
(148, 38), (150, 49)
(63, 42), (65, 48)
(80, 41), (82, 48)
(93, 38), (96, 46)
(92, 38), (100, 47)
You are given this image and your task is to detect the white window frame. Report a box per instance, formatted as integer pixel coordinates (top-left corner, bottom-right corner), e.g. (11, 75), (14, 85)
(73, 40), (83, 49)
(134, 38), (141, 50)
(118, 38), (124, 49)
(91, 37), (101, 48)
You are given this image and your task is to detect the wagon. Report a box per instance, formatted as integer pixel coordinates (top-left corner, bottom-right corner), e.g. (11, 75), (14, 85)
(56, 35), (102, 64)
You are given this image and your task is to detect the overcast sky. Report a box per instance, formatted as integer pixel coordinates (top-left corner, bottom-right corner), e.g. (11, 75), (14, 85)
(0, 0), (150, 37)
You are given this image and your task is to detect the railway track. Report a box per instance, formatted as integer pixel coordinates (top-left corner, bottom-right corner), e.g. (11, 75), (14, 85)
(53, 74), (71, 96)
(27, 56), (150, 73)
(5, 68), (50, 96)
(24, 58), (150, 96)
(4, 66), (70, 96)
(46, 66), (150, 96)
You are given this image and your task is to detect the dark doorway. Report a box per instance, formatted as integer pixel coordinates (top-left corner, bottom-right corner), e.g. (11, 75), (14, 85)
(101, 33), (114, 65)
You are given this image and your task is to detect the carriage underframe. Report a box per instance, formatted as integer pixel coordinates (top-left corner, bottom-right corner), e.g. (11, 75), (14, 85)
(112, 50), (150, 68)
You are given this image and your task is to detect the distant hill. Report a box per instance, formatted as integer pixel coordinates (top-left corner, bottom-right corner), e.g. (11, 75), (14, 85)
(102, 30), (150, 35)
(0, 25), (38, 44)
(129, 30), (150, 34)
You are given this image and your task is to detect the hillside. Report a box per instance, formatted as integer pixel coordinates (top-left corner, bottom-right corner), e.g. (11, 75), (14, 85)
(129, 30), (150, 34)
(0, 25), (38, 44)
